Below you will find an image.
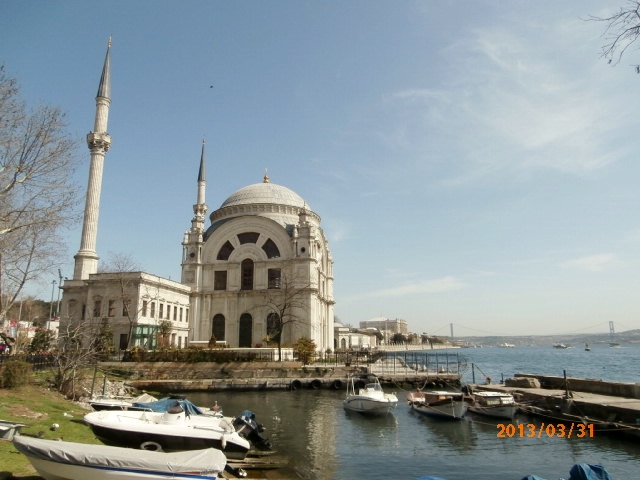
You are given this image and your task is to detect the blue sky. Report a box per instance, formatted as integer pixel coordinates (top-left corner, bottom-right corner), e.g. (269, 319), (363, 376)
(2, 0), (639, 337)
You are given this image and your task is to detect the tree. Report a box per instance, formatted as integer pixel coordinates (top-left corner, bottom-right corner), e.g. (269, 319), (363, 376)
(53, 316), (103, 398)
(262, 268), (311, 361)
(98, 253), (142, 351)
(590, 1), (640, 73)
(293, 336), (316, 365)
(28, 327), (54, 353)
(0, 66), (80, 326)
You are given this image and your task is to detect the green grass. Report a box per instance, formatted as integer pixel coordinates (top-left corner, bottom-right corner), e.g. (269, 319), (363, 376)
(0, 383), (101, 478)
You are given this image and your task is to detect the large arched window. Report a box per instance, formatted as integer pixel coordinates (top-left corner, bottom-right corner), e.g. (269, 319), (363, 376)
(241, 259), (254, 290)
(262, 238), (280, 258)
(266, 313), (281, 343)
(212, 314), (225, 341)
(217, 241), (235, 260)
(239, 313), (253, 347)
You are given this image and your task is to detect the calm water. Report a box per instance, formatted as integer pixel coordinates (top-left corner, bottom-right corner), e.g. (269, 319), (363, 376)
(188, 345), (640, 480)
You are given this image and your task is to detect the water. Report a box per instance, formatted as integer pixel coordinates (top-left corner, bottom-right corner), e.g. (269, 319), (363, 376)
(187, 345), (640, 480)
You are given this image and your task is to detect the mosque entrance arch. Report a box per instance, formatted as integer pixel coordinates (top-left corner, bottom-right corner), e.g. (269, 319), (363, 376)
(239, 313), (253, 347)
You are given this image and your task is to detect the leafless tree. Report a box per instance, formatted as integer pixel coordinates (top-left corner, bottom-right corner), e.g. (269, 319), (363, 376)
(589, 1), (640, 73)
(262, 268), (311, 361)
(99, 252), (143, 351)
(0, 66), (80, 324)
(53, 316), (103, 399)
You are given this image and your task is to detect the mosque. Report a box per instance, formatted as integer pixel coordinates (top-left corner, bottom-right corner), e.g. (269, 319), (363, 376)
(60, 40), (335, 353)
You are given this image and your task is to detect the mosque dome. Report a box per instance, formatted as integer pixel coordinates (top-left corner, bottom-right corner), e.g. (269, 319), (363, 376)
(207, 175), (316, 236)
(220, 181), (308, 210)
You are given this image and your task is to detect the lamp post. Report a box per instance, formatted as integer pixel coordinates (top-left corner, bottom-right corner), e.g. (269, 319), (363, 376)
(47, 279), (56, 330)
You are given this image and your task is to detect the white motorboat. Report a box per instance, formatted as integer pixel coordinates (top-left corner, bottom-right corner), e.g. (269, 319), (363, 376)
(343, 375), (398, 415)
(13, 434), (226, 480)
(468, 390), (518, 419)
(407, 390), (468, 420)
(83, 404), (251, 460)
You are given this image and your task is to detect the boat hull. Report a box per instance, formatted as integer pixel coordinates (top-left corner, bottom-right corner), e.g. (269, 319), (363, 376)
(84, 411), (250, 460)
(468, 404), (517, 420)
(343, 396), (397, 415)
(407, 391), (468, 420)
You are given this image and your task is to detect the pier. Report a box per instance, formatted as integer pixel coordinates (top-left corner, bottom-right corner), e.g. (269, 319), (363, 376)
(472, 373), (640, 439)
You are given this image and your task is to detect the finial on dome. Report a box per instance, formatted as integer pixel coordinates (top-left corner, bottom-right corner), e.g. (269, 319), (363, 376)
(108, 36), (112, 48)
(263, 168), (270, 183)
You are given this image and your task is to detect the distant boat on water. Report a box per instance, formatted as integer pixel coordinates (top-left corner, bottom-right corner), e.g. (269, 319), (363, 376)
(553, 343), (569, 349)
(499, 343), (515, 348)
(585, 343), (590, 351)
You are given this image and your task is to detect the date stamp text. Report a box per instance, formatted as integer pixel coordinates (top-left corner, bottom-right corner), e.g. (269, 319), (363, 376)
(497, 423), (595, 439)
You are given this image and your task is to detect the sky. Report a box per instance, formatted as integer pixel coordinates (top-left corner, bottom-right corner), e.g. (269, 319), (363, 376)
(1, 0), (639, 337)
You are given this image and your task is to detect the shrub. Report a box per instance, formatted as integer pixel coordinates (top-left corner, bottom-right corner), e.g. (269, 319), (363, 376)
(1, 360), (33, 388)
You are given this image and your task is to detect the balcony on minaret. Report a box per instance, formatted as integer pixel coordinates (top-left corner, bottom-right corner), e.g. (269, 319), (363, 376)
(87, 131), (112, 151)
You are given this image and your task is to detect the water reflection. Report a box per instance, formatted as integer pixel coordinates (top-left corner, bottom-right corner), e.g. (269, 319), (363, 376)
(185, 388), (640, 480)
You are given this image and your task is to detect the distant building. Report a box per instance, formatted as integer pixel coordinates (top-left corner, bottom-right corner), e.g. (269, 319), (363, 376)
(334, 322), (379, 350)
(360, 316), (407, 337)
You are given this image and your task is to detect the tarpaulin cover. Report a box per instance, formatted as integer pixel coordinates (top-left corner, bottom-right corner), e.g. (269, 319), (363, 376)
(132, 397), (205, 416)
(13, 435), (226, 473)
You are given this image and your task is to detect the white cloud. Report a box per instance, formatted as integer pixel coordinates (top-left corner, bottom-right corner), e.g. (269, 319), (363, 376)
(356, 276), (467, 300)
(561, 253), (618, 272)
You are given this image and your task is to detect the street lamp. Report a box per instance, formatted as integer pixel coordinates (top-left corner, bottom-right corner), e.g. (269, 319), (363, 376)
(47, 279), (56, 330)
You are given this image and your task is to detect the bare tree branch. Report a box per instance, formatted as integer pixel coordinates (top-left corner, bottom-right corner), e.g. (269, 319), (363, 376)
(589, 1), (640, 72)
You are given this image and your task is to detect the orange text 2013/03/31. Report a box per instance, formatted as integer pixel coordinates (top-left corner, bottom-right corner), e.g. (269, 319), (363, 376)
(497, 423), (595, 439)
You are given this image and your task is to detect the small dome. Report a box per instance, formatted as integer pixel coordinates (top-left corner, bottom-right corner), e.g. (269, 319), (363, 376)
(220, 182), (308, 210)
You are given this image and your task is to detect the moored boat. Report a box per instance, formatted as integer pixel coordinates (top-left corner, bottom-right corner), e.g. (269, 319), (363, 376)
(468, 390), (518, 420)
(343, 375), (398, 415)
(83, 404), (252, 460)
(407, 390), (468, 420)
(13, 434), (226, 480)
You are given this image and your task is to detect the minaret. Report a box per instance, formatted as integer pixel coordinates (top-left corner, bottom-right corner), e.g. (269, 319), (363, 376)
(192, 139), (208, 233)
(73, 38), (112, 280)
(181, 141), (208, 285)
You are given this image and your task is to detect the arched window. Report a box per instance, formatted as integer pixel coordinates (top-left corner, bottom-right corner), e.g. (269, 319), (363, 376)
(238, 232), (260, 244)
(239, 313), (253, 347)
(217, 241), (235, 260)
(241, 259), (254, 290)
(212, 314), (225, 341)
(341, 338), (347, 349)
(266, 313), (281, 343)
(262, 238), (280, 258)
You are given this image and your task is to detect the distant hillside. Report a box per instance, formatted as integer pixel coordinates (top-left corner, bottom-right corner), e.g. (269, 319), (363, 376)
(453, 329), (640, 347)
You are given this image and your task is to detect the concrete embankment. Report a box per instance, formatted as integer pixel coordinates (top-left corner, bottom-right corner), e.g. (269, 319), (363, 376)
(99, 361), (461, 392)
(472, 373), (640, 438)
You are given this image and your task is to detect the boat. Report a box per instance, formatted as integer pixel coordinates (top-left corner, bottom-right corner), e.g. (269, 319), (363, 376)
(91, 395), (272, 452)
(406, 390), (468, 420)
(553, 343), (569, 349)
(467, 390), (518, 420)
(585, 343), (591, 351)
(343, 375), (398, 415)
(13, 434), (226, 480)
(89, 392), (158, 411)
(83, 403), (252, 460)
(499, 343), (515, 348)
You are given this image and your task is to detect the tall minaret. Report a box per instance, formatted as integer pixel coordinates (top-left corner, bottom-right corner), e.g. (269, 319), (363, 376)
(73, 38), (112, 280)
(181, 140), (208, 287)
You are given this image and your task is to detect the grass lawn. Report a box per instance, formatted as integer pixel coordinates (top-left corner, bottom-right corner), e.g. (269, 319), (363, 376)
(0, 382), (100, 478)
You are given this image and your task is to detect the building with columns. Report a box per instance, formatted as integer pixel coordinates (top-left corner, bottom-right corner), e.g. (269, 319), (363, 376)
(60, 40), (335, 353)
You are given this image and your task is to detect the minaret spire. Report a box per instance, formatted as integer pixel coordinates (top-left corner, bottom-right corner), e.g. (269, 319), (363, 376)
(191, 139), (208, 233)
(73, 38), (112, 280)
